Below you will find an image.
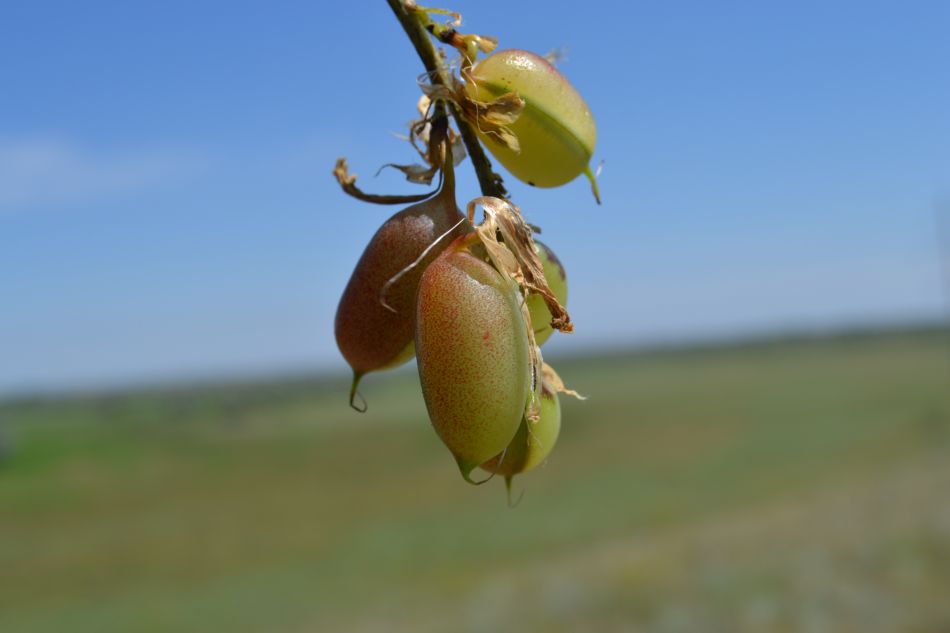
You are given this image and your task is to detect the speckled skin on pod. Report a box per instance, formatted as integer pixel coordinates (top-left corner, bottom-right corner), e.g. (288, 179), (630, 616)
(481, 383), (561, 477)
(415, 240), (530, 481)
(465, 49), (596, 189)
(334, 182), (466, 388)
(526, 240), (568, 346)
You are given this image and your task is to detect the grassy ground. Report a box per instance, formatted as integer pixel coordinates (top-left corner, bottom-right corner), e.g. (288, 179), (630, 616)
(1, 328), (949, 632)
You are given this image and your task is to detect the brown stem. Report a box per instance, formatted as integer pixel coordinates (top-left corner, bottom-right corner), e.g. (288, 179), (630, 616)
(386, 0), (508, 199)
(333, 158), (438, 205)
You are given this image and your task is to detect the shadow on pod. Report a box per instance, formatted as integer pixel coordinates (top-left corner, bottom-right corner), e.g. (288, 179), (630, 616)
(335, 143), (467, 410)
(465, 49), (598, 199)
(416, 238), (530, 483)
(481, 383), (561, 504)
(527, 240), (568, 347)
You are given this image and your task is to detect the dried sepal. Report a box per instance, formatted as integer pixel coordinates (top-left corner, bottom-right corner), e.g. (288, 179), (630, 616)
(408, 94), (467, 169)
(420, 80), (525, 154)
(465, 196), (572, 335)
(462, 91), (526, 153)
(542, 362), (585, 401)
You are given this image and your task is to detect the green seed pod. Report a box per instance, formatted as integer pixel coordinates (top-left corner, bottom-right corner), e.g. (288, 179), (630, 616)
(415, 239), (530, 482)
(335, 164), (465, 407)
(465, 49), (597, 194)
(526, 240), (568, 346)
(481, 383), (561, 479)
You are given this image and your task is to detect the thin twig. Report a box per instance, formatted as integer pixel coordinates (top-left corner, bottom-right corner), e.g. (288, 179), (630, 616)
(386, 0), (508, 199)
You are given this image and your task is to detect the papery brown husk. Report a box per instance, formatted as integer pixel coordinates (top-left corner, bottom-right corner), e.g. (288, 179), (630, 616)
(461, 196), (574, 422)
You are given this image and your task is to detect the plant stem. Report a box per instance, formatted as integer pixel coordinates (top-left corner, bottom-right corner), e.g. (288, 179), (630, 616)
(386, 0), (508, 199)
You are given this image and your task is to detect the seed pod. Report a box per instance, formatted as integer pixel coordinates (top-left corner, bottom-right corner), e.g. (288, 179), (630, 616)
(465, 49), (597, 194)
(526, 240), (568, 346)
(481, 383), (561, 479)
(335, 155), (466, 407)
(415, 239), (530, 482)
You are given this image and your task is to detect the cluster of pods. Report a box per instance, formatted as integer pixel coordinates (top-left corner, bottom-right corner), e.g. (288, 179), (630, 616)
(334, 42), (595, 496)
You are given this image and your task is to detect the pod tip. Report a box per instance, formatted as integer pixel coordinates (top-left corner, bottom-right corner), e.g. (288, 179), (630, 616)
(584, 164), (601, 205)
(348, 371), (367, 412)
(505, 475), (525, 508)
(456, 456), (495, 485)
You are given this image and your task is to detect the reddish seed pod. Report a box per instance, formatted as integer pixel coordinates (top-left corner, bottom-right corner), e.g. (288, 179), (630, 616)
(415, 239), (530, 481)
(335, 161), (466, 405)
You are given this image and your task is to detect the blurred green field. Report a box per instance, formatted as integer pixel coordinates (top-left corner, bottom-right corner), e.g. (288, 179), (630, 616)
(2, 328), (950, 633)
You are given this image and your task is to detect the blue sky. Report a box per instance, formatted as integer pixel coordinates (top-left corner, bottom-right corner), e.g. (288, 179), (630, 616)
(2, 1), (948, 394)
